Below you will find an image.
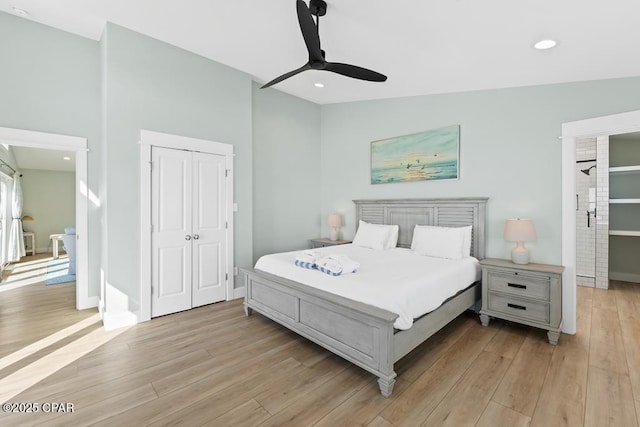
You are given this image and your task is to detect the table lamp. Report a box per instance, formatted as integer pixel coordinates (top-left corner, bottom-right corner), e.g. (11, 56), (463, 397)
(504, 218), (536, 264)
(327, 214), (342, 241)
(21, 215), (34, 232)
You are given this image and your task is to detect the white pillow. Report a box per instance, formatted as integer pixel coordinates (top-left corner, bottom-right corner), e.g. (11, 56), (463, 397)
(352, 220), (399, 250)
(411, 225), (472, 259)
(386, 224), (399, 249)
(461, 225), (472, 257)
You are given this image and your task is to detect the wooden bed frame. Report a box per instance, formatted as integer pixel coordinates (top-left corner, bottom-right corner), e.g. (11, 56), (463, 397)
(243, 198), (488, 397)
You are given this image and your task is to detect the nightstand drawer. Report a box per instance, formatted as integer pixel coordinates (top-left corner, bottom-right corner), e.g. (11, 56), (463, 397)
(488, 293), (549, 323)
(486, 270), (550, 301)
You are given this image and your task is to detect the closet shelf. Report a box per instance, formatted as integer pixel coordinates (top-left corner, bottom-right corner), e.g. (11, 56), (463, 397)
(609, 230), (640, 237)
(609, 198), (640, 204)
(610, 165), (640, 174)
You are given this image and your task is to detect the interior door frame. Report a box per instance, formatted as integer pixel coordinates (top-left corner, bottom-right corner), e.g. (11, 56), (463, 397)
(0, 126), (91, 310)
(561, 109), (640, 335)
(139, 130), (234, 323)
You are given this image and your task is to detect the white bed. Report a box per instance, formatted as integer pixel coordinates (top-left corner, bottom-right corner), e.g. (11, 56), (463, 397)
(255, 244), (481, 330)
(243, 197), (488, 396)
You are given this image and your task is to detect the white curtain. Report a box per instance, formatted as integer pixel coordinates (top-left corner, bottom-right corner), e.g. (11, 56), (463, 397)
(7, 175), (25, 262)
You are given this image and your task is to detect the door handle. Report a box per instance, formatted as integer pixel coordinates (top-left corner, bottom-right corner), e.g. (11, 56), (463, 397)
(185, 235), (191, 241)
(193, 234), (200, 240)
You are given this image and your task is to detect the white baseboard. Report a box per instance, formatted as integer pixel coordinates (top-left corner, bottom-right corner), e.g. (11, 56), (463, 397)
(102, 309), (140, 331)
(78, 295), (99, 310)
(33, 248), (67, 255)
(232, 286), (245, 300)
(609, 272), (640, 284)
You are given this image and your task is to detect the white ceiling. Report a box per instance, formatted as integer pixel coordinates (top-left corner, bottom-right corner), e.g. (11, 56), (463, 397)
(10, 146), (76, 172)
(1, 0), (640, 104)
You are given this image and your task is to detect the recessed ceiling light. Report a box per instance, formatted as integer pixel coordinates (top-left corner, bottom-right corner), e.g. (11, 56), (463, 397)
(12, 7), (29, 17)
(63, 156), (71, 160)
(534, 39), (557, 50)
(314, 82), (324, 88)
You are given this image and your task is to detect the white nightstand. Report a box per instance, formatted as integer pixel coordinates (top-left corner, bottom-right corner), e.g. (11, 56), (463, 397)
(23, 231), (35, 256)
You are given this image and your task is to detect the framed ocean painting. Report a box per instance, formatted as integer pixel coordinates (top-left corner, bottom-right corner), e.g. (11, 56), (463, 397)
(371, 125), (460, 184)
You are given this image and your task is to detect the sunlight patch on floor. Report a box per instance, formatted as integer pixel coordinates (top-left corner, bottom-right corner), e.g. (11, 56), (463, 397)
(0, 321), (130, 403)
(0, 313), (102, 372)
(0, 255), (69, 292)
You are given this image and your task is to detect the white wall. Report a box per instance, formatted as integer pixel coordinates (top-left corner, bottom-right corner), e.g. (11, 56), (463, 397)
(20, 168), (75, 252)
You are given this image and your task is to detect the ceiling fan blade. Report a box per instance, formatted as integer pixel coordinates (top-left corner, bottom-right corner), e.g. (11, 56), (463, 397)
(261, 64), (311, 89)
(324, 62), (387, 82)
(297, 0), (323, 62)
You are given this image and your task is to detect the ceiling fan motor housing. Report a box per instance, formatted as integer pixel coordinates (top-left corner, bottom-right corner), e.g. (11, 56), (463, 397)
(309, 0), (327, 17)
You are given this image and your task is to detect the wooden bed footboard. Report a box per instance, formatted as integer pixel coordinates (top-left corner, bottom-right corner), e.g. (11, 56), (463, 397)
(243, 267), (399, 396)
(243, 267), (481, 397)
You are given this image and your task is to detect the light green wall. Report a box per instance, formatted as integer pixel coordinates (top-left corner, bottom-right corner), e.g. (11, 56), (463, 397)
(609, 134), (640, 278)
(101, 23), (253, 312)
(0, 12), (101, 297)
(20, 169), (75, 251)
(320, 78), (640, 265)
(252, 83), (321, 262)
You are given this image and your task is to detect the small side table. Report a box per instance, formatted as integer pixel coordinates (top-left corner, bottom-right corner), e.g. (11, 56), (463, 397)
(23, 232), (35, 256)
(50, 234), (65, 259)
(310, 238), (351, 248)
(479, 258), (564, 345)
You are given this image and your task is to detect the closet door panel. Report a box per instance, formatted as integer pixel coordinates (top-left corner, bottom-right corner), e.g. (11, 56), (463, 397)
(192, 242), (222, 307)
(192, 152), (227, 307)
(151, 147), (193, 317)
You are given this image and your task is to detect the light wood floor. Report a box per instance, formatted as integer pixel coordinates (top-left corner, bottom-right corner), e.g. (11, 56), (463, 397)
(1, 257), (639, 426)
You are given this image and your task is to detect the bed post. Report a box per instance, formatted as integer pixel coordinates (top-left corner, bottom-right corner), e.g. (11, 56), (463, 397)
(378, 375), (396, 398)
(244, 273), (253, 316)
(378, 320), (396, 397)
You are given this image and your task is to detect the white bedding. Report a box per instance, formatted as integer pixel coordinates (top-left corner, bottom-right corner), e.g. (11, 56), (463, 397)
(254, 244), (481, 330)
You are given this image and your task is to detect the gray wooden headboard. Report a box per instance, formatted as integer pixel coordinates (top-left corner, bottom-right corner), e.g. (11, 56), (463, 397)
(353, 198), (488, 259)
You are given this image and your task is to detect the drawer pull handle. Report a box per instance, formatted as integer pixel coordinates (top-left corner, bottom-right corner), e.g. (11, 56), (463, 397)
(508, 283), (527, 289)
(507, 303), (527, 310)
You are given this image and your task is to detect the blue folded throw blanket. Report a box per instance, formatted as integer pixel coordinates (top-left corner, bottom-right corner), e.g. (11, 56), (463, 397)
(294, 251), (359, 276)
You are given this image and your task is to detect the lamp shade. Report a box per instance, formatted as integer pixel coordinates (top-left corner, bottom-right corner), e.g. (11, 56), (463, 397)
(21, 215), (34, 221)
(327, 214), (342, 227)
(504, 218), (536, 242)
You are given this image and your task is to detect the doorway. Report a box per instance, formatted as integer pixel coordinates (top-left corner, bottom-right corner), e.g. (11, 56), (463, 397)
(561, 109), (640, 335)
(0, 126), (91, 310)
(139, 130), (234, 322)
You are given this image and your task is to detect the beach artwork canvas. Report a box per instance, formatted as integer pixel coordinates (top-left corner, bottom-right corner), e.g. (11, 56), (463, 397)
(371, 125), (460, 184)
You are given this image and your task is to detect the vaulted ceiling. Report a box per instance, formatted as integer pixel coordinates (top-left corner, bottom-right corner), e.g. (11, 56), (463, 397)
(1, 0), (639, 104)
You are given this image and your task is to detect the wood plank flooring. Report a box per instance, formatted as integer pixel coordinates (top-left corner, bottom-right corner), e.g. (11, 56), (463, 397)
(1, 257), (639, 426)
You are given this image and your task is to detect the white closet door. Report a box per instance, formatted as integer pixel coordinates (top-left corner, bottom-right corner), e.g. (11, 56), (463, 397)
(191, 152), (227, 307)
(151, 147), (193, 317)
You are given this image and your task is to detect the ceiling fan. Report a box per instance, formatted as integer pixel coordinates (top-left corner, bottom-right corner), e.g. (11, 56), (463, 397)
(261, 0), (387, 89)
